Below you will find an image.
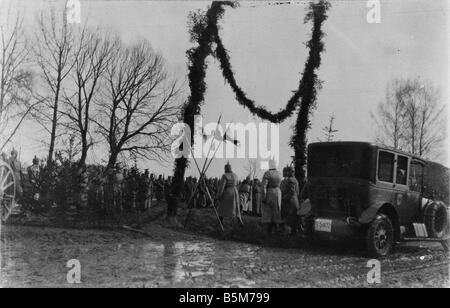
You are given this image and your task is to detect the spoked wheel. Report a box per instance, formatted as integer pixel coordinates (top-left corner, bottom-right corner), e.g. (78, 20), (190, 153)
(366, 214), (394, 257)
(0, 161), (16, 223)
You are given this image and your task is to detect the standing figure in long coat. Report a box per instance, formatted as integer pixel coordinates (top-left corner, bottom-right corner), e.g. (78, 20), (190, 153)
(252, 179), (262, 216)
(216, 162), (241, 225)
(197, 179), (207, 208)
(239, 176), (252, 215)
(281, 166), (300, 235)
(27, 156), (41, 201)
(155, 175), (164, 203)
(142, 170), (152, 210)
(261, 159), (282, 235)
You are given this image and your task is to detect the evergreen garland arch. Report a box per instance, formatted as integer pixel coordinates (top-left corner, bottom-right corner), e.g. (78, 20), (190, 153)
(168, 0), (330, 217)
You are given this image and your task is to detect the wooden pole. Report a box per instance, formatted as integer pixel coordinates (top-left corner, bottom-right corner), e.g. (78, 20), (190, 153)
(183, 120), (235, 229)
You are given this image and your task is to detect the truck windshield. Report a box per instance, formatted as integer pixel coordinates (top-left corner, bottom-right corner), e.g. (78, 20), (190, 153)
(308, 144), (371, 180)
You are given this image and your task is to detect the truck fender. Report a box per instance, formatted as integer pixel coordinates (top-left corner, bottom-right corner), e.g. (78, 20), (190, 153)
(359, 202), (394, 224)
(360, 203), (401, 240)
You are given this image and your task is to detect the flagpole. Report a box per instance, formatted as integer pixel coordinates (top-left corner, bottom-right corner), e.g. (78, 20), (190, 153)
(183, 114), (222, 211)
(202, 113), (222, 167)
(200, 120), (244, 227)
(183, 113), (223, 226)
(184, 119), (236, 229)
(189, 148), (225, 232)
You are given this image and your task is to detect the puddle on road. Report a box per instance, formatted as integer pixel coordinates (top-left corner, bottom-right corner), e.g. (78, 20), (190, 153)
(0, 226), (259, 287)
(1, 225), (447, 287)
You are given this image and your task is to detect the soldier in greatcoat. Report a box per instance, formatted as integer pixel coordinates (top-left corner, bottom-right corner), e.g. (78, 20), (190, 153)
(261, 159), (282, 235)
(281, 166), (300, 235)
(252, 179), (263, 216)
(239, 176), (252, 215)
(216, 162), (242, 227)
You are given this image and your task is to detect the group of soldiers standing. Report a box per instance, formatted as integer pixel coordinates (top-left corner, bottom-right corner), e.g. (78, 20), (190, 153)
(0, 151), (173, 213)
(2, 149), (310, 235)
(182, 176), (256, 210)
(93, 165), (171, 212)
(215, 160), (311, 236)
(182, 173), (266, 218)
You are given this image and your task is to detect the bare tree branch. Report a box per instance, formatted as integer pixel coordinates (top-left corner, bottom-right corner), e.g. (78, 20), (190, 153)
(95, 38), (183, 172)
(0, 7), (34, 149)
(29, 8), (76, 164)
(371, 77), (446, 159)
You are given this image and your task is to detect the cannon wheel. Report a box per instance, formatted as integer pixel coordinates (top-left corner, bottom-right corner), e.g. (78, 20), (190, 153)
(0, 161), (16, 222)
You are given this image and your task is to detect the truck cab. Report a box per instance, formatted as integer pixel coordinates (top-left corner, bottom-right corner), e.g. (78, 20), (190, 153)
(307, 141), (449, 257)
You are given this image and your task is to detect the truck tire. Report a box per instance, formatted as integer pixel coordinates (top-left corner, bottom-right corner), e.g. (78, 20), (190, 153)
(424, 202), (449, 239)
(366, 214), (394, 257)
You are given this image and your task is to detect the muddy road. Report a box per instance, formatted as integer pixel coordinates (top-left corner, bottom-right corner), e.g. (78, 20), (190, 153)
(0, 225), (448, 287)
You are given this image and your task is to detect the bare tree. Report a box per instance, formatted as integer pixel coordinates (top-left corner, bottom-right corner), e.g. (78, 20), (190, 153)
(94, 39), (181, 173)
(61, 29), (117, 171)
(371, 79), (407, 151)
(401, 78), (444, 158)
(322, 114), (338, 142)
(371, 78), (446, 159)
(0, 8), (34, 150)
(59, 131), (81, 163)
(31, 9), (75, 165)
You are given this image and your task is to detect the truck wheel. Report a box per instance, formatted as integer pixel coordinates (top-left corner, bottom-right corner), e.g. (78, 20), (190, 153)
(424, 202), (449, 239)
(366, 214), (394, 257)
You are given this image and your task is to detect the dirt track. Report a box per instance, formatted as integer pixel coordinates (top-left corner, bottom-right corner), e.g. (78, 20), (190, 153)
(1, 223), (448, 288)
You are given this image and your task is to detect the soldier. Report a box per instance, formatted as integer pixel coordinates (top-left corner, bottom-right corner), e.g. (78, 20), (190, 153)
(261, 159), (282, 236)
(216, 162), (242, 227)
(252, 179), (262, 216)
(149, 173), (155, 203)
(132, 167), (141, 210)
(164, 176), (172, 200)
(281, 166), (300, 235)
(197, 178), (207, 208)
(239, 176), (252, 215)
(155, 175), (164, 204)
(136, 169), (148, 211)
(27, 156), (41, 201)
(28, 156), (40, 179)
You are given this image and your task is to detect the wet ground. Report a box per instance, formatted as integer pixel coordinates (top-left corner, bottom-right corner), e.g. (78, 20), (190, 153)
(0, 224), (448, 287)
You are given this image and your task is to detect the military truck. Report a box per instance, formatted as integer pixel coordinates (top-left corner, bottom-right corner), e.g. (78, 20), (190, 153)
(307, 141), (450, 257)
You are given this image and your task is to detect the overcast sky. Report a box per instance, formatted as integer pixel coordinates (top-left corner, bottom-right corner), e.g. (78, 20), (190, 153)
(1, 0), (449, 178)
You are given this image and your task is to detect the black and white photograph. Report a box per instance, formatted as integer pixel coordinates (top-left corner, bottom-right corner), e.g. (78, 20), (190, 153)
(0, 0), (449, 290)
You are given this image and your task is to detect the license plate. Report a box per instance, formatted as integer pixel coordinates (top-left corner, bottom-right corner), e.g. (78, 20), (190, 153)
(314, 218), (332, 232)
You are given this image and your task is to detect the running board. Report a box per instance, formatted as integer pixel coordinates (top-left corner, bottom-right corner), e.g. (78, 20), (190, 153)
(402, 237), (449, 242)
